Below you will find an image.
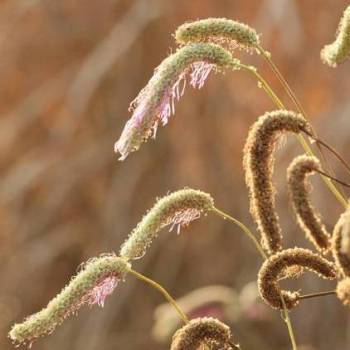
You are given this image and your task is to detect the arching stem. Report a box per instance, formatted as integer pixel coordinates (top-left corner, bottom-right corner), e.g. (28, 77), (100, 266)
(127, 267), (189, 324)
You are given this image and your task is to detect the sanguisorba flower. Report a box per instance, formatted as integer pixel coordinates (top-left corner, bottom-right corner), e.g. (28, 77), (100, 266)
(321, 5), (350, 67)
(174, 18), (260, 53)
(120, 188), (214, 260)
(9, 255), (130, 347)
(114, 43), (240, 160)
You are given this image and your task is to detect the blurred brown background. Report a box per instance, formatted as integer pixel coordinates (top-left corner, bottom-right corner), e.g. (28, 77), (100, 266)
(1, 0), (350, 349)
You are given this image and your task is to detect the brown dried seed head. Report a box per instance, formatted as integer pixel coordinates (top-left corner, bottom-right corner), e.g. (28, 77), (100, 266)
(243, 110), (311, 254)
(287, 155), (331, 252)
(170, 317), (234, 350)
(258, 248), (337, 310)
(336, 278), (350, 306)
(332, 206), (350, 277)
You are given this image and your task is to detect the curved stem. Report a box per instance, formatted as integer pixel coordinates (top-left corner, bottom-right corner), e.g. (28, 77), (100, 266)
(127, 267), (189, 324)
(316, 169), (350, 188)
(212, 206), (297, 350)
(212, 206), (267, 260)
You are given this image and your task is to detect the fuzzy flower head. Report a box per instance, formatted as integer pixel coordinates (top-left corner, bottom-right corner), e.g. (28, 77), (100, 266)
(9, 255), (130, 347)
(170, 317), (236, 350)
(120, 188), (214, 260)
(321, 5), (350, 67)
(115, 43), (240, 160)
(287, 155), (331, 252)
(332, 205), (350, 278)
(243, 110), (311, 254)
(152, 285), (239, 343)
(258, 248), (337, 310)
(175, 18), (260, 53)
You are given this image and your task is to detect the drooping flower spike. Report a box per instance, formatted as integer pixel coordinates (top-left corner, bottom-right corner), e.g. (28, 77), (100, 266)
(119, 188), (214, 260)
(287, 155), (331, 253)
(115, 42), (241, 160)
(152, 285), (238, 343)
(258, 248), (337, 310)
(170, 317), (237, 350)
(321, 5), (350, 67)
(174, 18), (260, 53)
(9, 255), (130, 347)
(332, 205), (350, 278)
(243, 110), (312, 254)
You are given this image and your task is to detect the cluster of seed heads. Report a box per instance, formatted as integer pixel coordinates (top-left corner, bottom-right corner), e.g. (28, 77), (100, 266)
(321, 5), (350, 67)
(287, 155), (331, 252)
(258, 248), (337, 310)
(243, 110), (311, 254)
(170, 317), (236, 350)
(10, 12), (350, 350)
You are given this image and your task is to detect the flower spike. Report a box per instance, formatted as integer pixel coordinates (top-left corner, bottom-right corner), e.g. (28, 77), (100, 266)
(119, 188), (214, 260)
(115, 43), (240, 160)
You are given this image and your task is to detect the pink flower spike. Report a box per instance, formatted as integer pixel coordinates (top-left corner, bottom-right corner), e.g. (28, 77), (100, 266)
(86, 276), (119, 307)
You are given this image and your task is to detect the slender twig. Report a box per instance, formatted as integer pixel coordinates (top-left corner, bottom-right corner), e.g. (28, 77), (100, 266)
(212, 207), (267, 260)
(127, 267), (189, 324)
(298, 290), (336, 301)
(316, 169), (350, 188)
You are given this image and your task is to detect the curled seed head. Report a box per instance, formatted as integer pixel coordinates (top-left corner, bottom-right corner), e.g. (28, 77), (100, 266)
(119, 188), (214, 260)
(332, 206), (350, 277)
(152, 285), (238, 343)
(321, 5), (350, 67)
(175, 18), (260, 53)
(336, 277), (350, 306)
(243, 110), (311, 254)
(115, 43), (240, 160)
(258, 248), (337, 310)
(170, 317), (234, 350)
(9, 255), (130, 346)
(287, 155), (331, 252)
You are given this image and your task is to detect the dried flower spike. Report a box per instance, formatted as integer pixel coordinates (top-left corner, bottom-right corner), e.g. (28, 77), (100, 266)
(152, 285), (238, 343)
(9, 255), (130, 346)
(321, 5), (350, 67)
(332, 206), (350, 277)
(170, 317), (235, 350)
(175, 18), (260, 53)
(336, 277), (350, 306)
(258, 248), (337, 310)
(119, 188), (214, 260)
(287, 155), (331, 252)
(243, 110), (312, 254)
(115, 43), (241, 160)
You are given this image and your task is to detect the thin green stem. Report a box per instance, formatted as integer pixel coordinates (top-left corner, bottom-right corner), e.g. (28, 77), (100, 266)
(127, 267), (189, 324)
(212, 206), (267, 260)
(213, 206), (297, 350)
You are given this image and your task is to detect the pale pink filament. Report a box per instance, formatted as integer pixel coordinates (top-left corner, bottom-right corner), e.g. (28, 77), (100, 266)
(168, 209), (202, 234)
(86, 276), (119, 307)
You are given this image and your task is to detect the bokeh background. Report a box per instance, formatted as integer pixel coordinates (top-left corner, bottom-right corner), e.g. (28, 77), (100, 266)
(1, 0), (350, 349)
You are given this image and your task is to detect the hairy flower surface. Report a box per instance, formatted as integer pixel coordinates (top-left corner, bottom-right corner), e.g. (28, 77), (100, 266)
(119, 188), (214, 260)
(332, 206), (350, 277)
(287, 155), (331, 252)
(243, 110), (311, 254)
(115, 43), (240, 160)
(153, 285), (238, 343)
(321, 5), (350, 67)
(175, 18), (260, 53)
(170, 317), (234, 350)
(336, 277), (350, 306)
(9, 255), (130, 346)
(258, 248), (337, 310)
